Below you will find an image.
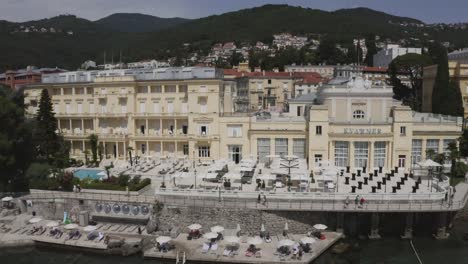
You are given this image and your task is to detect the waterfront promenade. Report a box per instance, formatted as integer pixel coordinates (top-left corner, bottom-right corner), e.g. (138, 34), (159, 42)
(18, 181), (468, 213)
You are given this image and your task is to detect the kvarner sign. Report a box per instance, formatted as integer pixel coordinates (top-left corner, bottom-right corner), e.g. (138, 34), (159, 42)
(344, 128), (382, 134)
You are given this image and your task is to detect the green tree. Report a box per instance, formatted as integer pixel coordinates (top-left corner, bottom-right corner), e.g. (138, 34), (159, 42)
(459, 130), (468, 157)
(0, 85), (35, 191)
(387, 53), (432, 110)
(229, 51), (243, 67)
(88, 134), (98, 163)
(33, 88), (70, 168)
(430, 42), (463, 116)
(127, 146), (134, 166)
(364, 35), (378, 66)
(447, 141), (460, 178)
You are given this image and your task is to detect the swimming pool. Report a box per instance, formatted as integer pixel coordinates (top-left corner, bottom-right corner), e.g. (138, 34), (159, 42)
(73, 169), (106, 180)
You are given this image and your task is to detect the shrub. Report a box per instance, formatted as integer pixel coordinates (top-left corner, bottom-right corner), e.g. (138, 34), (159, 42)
(453, 162), (468, 178)
(26, 162), (52, 180)
(118, 174), (130, 186)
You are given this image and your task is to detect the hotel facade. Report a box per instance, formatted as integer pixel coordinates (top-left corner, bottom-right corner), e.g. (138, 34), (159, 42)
(24, 67), (462, 170)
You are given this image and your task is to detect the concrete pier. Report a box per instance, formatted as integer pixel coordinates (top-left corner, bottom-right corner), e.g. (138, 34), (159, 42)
(144, 232), (343, 264)
(401, 213), (414, 239)
(434, 212), (450, 240)
(368, 213), (381, 240)
(336, 213), (344, 234)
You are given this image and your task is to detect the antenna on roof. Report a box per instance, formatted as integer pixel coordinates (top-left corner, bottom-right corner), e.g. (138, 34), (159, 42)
(119, 49), (122, 69)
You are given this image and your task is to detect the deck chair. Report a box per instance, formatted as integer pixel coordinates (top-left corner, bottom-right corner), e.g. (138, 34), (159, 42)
(202, 243), (209, 254)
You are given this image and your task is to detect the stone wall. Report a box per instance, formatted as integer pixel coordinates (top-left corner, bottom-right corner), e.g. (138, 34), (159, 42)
(156, 205), (327, 235)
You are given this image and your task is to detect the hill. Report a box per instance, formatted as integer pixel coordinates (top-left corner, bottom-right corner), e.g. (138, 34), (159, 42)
(95, 13), (189, 33)
(0, 4), (467, 71)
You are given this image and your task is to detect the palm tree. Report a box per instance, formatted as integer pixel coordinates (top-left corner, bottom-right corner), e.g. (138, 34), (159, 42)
(127, 146), (134, 166)
(447, 142), (460, 181)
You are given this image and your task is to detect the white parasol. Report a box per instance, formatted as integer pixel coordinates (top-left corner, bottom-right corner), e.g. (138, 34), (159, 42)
(28, 217), (42, 224)
(418, 159), (442, 167)
(188, 223), (202, 230)
(261, 224), (266, 232)
(83, 225), (97, 232)
(300, 237), (317, 244)
(277, 239), (295, 248)
(203, 232), (219, 240)
(64, 224), (78, 230)
(156, 236), (172, 244)
(247, 236), (263, 245)
(211, 225), (224, 233)
(313, 224), (328, 230)
(46, 221), (59, 228)
(1, 196), (13, 202)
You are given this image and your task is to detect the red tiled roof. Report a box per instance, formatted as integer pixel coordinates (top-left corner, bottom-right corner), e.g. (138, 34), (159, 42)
(363, 66), (388, 73)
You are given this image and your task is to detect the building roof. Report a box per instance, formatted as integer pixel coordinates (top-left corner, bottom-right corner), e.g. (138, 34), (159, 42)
(289, 93), (317, 103)
(363, 66), (388, 73)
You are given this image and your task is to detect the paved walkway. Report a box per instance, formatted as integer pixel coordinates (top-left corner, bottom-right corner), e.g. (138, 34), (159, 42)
(18, 183), (468, 213)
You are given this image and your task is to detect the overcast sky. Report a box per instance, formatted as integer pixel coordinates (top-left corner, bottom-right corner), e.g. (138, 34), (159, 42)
(2, 0), (467, 23)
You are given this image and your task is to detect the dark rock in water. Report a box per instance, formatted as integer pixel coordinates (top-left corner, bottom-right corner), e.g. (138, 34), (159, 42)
(332, 242), (351, 254)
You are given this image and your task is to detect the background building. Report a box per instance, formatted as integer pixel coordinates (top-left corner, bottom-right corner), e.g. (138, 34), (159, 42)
(422, 61), (468, 118)
(373, 44), (422, 67)
(0, 66), (66, 90)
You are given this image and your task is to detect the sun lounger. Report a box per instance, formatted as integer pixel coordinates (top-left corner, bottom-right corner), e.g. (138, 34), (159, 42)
(36, 228), (47, 236)
(111, 225), (121, 231)
(102, 224), (111, 231)
(127, 225), (137, 233)
(118, 225), (129, 232)
(210, 243), (218, 255)
(223, 249), (232, 257)
(255, 250), (262, 258)
(202, 243), (209, 254)
(245, 251), (254, 257)
(96, 224), (103, 229)
(10, 228), (21, 234)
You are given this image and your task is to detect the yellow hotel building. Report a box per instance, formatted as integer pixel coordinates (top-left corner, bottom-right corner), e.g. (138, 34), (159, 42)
(24, 67), (462, 170)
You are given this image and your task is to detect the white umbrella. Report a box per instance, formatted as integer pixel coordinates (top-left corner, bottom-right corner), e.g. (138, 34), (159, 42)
(46, 221), (59, 228)
(224, 236), (240, 244)
(236, 224), (241, 232)
(277, 239), (295, 248)
(29, 217), (42, 224)
(418, 159), (442, 167)
(83, 225), (97, 232)
(203, 232), (219, 240)
(266, 155), (280, 158)
(1, 196), (13, 202)
(64, 224), (78, 230)
(313, 224), (328, 230)
(247, 236), (263, 245)
(261, 224), (266, 232)
(300, 237), (317, 244)
(188, 223), (202, 230)
(97, 171), (107, 176)
(284, 222), (289, 231)
(211, 225), (224, 233)
(156, 236), (172, 244)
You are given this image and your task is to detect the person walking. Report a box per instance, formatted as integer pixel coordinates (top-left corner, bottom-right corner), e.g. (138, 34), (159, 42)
(257, 194), (261, 203)
(138, 226), (142, 235)
(262, 194), (267, 206)
(344, 196), (350, 209)
(359, 196), (365, 208)
(354, 195), (360, 208)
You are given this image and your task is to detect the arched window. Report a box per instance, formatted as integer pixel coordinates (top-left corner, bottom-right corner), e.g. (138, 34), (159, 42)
(353, 110), (365, 119)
